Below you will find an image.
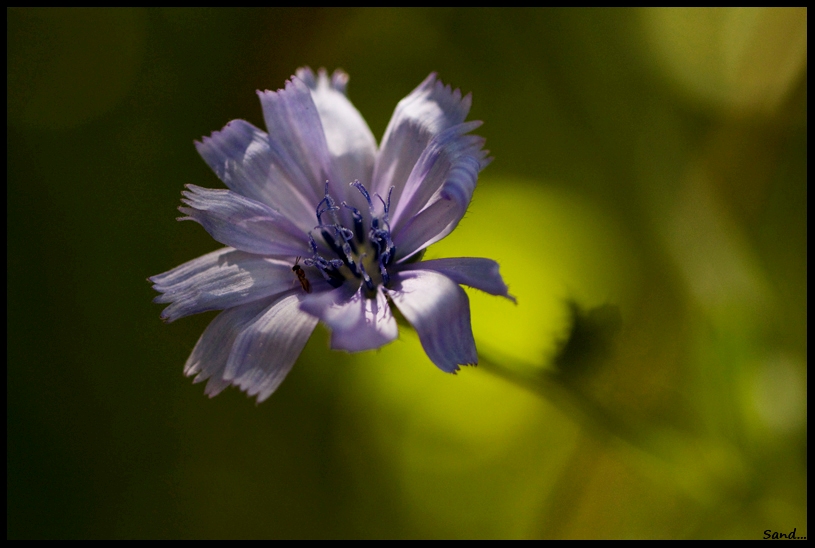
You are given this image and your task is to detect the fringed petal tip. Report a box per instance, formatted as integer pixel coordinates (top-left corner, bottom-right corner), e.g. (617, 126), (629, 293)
(439, 359), (480, 376)
(149, 248), (298, 324)
(179, 296), (318, 403)
(414, 72), (473, 116)
(256, 72), (313, 100)
(387, 270), (478, 374)
(295, 66), (349, 94)
(398, 257), (516, 303)
(194, 119), (258, 149)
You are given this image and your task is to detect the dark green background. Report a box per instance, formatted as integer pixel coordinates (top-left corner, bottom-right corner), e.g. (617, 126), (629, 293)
(8, 8), (807, 539)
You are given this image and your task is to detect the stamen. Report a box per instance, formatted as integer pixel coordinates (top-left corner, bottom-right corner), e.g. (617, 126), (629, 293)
(350, 180), (372, 209)
(356, 253), (375, 291)
(316, 182), (343, 227)
(320, 228), (344, 259)
(377, 186), (394, 217)
(372, 186), (396, 277)
(316, 223), (359, 276)
(304, 181), (396, 293)
(304, 233), (343, 286)
(342, 202), (366, 243)
(379, 260), (390, 285)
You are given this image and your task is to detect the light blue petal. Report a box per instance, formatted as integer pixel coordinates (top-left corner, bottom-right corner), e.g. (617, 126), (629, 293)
(372, 73), (472, 204)
(194, 119), (317, 233)
(224, 293), (319, 402)
(150, 247), (301, 323)
(387, 270), (477, 373)
(257, 76), (349, 207)
(296, 67), (377, 192)
(398, 258), (515, 303)
(183, 298), (276, 398)
(300, 283), (398, 352)
(178, 185), (307, 257)
(391, 151), (484, 261)
(389, 121), (488, 233)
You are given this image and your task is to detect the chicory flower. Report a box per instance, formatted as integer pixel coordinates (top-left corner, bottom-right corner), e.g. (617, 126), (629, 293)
(150, 68), (514, 402)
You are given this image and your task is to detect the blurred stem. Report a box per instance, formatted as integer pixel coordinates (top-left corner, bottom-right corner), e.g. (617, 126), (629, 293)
(478, 351), (660, 458)
(480, 351), (767, 529)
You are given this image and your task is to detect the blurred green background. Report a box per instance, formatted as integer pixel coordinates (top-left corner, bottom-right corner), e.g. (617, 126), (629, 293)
(7, 8), (806, 539)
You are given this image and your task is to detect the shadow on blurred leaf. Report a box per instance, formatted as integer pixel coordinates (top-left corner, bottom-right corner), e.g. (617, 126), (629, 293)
(552, 301), (622, 383)
(479, 299), (653, 450)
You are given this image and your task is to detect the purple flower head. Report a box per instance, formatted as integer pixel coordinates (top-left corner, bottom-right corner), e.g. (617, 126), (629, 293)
(150, 68), (514, 402)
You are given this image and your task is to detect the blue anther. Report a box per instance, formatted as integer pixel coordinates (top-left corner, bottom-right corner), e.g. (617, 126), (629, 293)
(315, 223), (354, 244)
(342, 202), (366, 242)
(304, 182), (397, 290)
(305, 233), (343, 281)
(307, 233), (320, 254)
(319, 227), (345, 261)
(316, 223), (359, 277)
(352, 180), (384, 229)
(370, 236), (381, 259)
(350, 180), (372, 209)
(385, 186), (393, 212)
(374, 186), (395, 234)
(376, 186), (394, 216)
(318, 226), (346, 265)
(316, 182), (340, 225)
(356, 254), (375, 291)
(379, 258), (390, 286)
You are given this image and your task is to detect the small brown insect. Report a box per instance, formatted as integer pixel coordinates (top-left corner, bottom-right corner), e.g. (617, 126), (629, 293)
(292, 256), (311, 293)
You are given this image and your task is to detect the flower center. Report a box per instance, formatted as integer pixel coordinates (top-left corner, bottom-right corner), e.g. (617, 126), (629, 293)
(304, 181), (395, 295)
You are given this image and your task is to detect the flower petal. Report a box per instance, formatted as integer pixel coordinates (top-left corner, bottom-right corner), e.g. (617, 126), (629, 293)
(300, 283), (398, 352)
(389, 121), (489, 232)
(257, 76), (349, 206)
(387, 270), (477, 373)
(150, 247), (303, 322)
(194, 119), (317, 233)
(224, 293), (319, 402)
(398, 258), (515, 303)
(297, 67), (377, 191)
(178, 184), (307, 257)
(183, 298), (274, 398)
(372, 73), (472, 203)
(391, 151), (485, 261)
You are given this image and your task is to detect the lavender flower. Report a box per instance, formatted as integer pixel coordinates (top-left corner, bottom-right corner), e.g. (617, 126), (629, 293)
(150, 68), (514, 402)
